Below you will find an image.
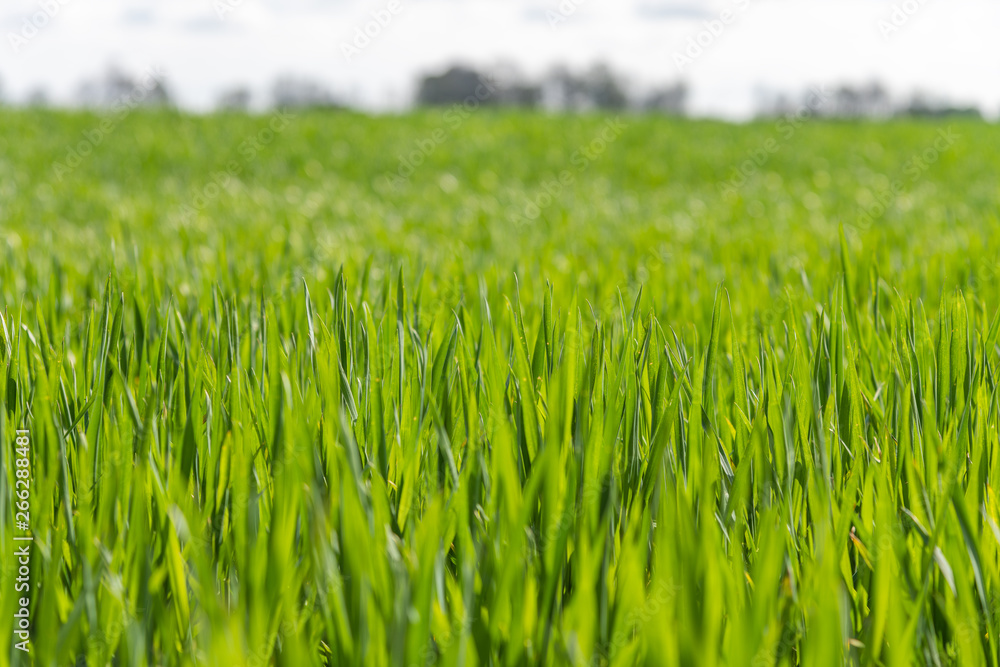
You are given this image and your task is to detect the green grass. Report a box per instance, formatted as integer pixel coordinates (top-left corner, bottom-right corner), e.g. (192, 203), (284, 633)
(1, 108), (999, 665)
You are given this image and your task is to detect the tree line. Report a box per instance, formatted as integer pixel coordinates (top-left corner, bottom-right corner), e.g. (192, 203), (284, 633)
(0, 64), (985, 119)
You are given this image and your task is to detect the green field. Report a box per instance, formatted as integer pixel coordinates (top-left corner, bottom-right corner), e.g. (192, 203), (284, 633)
(1, 108), (999, 665)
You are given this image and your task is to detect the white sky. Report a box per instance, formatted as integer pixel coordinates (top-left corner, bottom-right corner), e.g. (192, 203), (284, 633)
(1, 0), (997, 118)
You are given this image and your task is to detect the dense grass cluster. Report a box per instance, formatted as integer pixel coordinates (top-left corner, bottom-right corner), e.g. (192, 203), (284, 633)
(1, 109), (999, 665)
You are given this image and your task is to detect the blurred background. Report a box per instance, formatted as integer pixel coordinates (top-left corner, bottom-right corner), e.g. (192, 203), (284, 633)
(0, 0), (997, 120)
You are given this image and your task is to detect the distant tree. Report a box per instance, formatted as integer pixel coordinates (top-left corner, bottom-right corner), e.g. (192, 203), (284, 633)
(756, 93), (795, 118)
(818, 83), (892, 118)
(217, 87), (252, 112)
(26, 88), (50, 108)
(414, 62), (635, 111)
(541, 65), (584, 110)
(490, 63), (542, 108)
(831, 86), (861, 116)
(76, 67), (172, 108)
(497, 83), (542, 107)
(415, 64), (542, 108)
(858, 82), (893, 117)
(542, 63), (629, 111)
(897, 92), (982, 119)
(581, 64), (628, 110)
(756, 81), (893, 119)
(416, 66), (497, 106)
(643, 82), (688, 115)
(271, 76), (340, 110)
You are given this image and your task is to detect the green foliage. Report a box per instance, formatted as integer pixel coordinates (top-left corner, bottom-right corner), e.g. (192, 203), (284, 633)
(0, 109), (999, 665)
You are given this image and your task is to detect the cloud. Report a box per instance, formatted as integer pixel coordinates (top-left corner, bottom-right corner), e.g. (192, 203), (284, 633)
(180, 16), (233, 32)
(120, 8), (156, 25)
(635, 1), (715, 20)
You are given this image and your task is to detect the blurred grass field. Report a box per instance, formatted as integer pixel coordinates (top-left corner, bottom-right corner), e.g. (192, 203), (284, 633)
(1, 108), (999, 665)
